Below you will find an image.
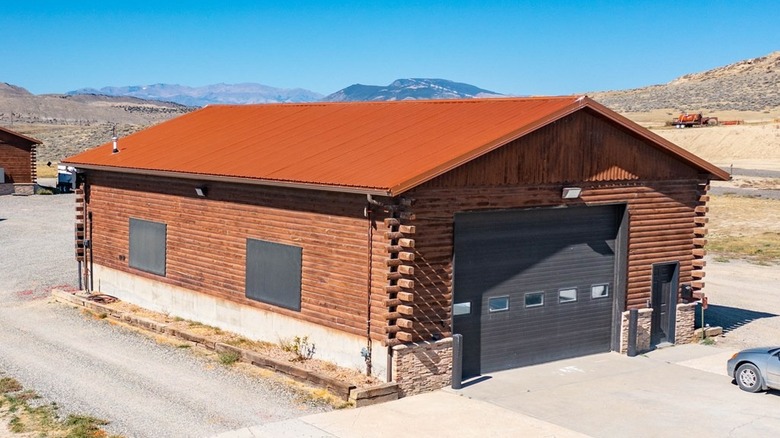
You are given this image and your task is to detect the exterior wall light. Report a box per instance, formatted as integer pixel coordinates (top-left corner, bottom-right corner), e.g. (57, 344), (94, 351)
(195, 186), (207, 197)
(562, 187), (582, 199)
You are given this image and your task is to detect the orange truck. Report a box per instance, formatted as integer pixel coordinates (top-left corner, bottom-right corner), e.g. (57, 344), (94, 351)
(672, 112), (719, 128)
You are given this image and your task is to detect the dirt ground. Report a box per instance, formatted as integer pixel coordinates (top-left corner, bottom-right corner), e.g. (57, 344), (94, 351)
(647, 115), (780, 351)
(702, 257), (780, 351)
(656, 123), (780, 168)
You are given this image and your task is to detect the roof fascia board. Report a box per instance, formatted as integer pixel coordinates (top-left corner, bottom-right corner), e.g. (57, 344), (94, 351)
(0, 126), (42, 144)
(69, 163), (391, 197)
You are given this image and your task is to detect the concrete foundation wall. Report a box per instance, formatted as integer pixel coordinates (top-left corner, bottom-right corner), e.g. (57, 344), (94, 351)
(93, 264), (388, 380)
(392, 338), (452, 397)
(14, 183), (35, 195)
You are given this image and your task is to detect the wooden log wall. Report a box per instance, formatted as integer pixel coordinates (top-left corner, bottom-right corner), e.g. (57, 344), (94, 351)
(390, 110), (716, 343)
(0, 137), (36, 184)
(75, 188), (85, 262)
(399, 179), (710, 342)
(379, 212), (417, 347)
(86, 171), (384, 340)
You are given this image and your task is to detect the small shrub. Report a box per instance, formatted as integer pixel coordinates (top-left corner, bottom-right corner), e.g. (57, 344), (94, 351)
(218, 351), (240, 366)
(701, 337), (716, 346)
(9, 416), (23, 433)
(0, 377), (23, 393)
(63, 414), (109, 436)
(279, 336), (316, 362)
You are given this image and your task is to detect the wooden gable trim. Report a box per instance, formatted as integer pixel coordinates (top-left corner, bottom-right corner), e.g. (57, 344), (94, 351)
(389, 97), (728, 195)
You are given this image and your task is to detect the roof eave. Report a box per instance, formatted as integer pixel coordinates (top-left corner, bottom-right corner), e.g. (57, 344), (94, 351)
(0, 126), (43, 144)
(65, 163), (392, 197)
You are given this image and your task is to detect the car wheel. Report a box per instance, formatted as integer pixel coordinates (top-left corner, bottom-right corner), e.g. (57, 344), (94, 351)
(736, 363), (763, 392)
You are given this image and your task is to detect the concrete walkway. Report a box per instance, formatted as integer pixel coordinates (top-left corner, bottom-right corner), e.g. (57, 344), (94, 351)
(214, 389), (586, 438)
(216, 344), (780, 438)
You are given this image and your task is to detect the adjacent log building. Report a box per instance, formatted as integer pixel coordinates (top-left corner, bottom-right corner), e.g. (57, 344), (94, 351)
(64, 97), (729, 395)
(0, 126), (40, 195)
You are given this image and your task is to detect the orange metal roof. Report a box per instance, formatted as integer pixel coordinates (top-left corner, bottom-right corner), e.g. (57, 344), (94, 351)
(64, 97), (728, 195)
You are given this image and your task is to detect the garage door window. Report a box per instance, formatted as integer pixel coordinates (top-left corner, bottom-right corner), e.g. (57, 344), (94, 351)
(591, 284), (609, 299)
(453, 302), (472, 316)
(559, 288), (578, 303)
(524, 292), (544, 308)
(488, 296), (510, 313)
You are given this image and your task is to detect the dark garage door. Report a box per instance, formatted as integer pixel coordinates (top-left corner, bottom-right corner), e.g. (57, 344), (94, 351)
(453, 205), (621, 377)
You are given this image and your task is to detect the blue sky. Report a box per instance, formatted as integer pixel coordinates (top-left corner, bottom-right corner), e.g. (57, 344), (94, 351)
(2, 1), (777, 96)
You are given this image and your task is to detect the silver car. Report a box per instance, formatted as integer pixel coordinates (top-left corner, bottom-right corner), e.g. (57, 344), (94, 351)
(727, 347), (780, 392)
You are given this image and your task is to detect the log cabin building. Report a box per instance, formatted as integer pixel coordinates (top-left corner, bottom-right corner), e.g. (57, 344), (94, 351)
(64, 97), (729, 396)
(0, 126), (40, 195)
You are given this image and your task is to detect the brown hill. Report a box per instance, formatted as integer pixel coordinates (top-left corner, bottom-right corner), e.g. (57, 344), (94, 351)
(591, 51), (780, 115)
(0, 83), (192, 164)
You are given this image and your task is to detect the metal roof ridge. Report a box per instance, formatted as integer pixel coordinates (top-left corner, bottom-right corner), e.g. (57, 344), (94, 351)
(201, 95), (582, 109)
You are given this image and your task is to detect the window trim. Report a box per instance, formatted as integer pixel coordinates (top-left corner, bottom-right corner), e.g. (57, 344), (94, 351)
(488, 296), (510, 313)
(591, 283), (610, 299)
(558, 287), (578, 304)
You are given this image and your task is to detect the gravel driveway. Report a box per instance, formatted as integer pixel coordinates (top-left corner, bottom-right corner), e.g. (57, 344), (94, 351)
(0, 193), (330, 437)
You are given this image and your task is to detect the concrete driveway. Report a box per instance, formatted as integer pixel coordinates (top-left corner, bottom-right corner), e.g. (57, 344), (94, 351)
(228, 344), (779, 438)
(454, 345), (779, 437)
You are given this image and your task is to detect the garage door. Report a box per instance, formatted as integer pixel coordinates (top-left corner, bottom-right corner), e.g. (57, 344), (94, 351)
(453, 205), (621, 378)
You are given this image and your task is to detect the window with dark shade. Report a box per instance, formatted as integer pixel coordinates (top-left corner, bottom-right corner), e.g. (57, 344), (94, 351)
(246, 238), (302, 311)
(128, 218), (167, 276)
(524, 291), (544, 308)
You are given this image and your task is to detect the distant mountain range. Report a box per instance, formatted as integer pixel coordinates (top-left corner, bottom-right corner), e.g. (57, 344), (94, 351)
(68, 83), (323, 107)
(0, 82), (188, 126)
(322, 78), (502, 102)
(66, 78), (503, 106)
(4, 51), (780, 164)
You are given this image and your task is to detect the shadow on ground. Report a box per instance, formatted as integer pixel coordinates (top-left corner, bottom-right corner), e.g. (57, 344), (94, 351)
(702, 304), (778, 333)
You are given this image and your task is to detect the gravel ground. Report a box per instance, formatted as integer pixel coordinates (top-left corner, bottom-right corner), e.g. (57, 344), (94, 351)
(709, 167), (780, 200)
(702, 256), (780, 351)
(0, 192), (330, 438)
